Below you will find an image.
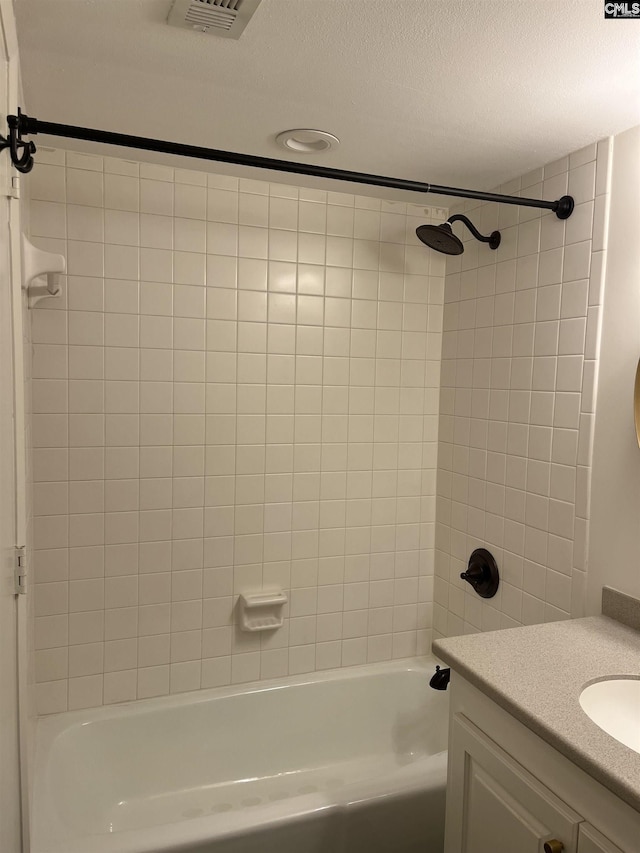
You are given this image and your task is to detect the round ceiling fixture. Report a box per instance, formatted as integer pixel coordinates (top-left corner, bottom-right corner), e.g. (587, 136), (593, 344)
(275, 129), (340, 153)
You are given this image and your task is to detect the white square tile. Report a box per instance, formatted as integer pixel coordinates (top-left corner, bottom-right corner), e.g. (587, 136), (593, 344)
(104, 209), (139, 246)
(67, 169), (103, 207)
(563, 241), (591, 282)
(67, 205), (104, 242)
(175, 184), (207, 220)
(30, 164), (66, 202)
(67, 241), (104, 277)
(105, 174), (140, 211)
(103, 670), (137, 704)
(140, 179), (173, 216)
(67, 276), (104, 312)
(105, 279), (139, 313)
(568, 161), (596, 205)
(207, 188), (238, 223)
(140, 213), (173, 249)
(207, 222), (238, 257)
(137, 665), (170, 699)
(68, 675), (103, 710)
(174, 252), (206, 286)
(174, 284), (206, 318)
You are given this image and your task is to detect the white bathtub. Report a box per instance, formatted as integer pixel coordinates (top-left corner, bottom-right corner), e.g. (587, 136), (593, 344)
(32, 658), (448, 853)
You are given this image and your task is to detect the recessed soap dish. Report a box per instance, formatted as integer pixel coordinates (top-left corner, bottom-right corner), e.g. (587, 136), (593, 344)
(22, 234), (65, 308)
(238, 591), (287, 632)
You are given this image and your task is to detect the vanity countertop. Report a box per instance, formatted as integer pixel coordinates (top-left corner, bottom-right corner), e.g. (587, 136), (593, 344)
(432, 613), (640, 812)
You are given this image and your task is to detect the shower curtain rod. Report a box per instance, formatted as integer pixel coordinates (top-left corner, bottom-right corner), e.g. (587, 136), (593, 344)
(2, 110), (575, 219)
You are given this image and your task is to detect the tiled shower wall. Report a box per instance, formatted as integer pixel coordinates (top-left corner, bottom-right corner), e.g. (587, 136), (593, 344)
(28, 148), (445, 714)
(434, 140), (611, 638)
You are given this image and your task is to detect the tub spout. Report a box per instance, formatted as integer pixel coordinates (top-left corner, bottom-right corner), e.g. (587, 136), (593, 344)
(429, 666), (450, 691)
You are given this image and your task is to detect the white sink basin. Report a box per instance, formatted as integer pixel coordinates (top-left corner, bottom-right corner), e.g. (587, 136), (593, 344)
(579, 678), (640, 753)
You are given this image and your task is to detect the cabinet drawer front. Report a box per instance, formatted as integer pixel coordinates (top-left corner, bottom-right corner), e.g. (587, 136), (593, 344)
(578, 824), (625, 853)
(446, 713), (582, 853)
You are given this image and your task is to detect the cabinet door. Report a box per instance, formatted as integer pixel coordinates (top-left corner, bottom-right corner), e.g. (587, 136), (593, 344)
(445, 713), (582, 853)
(578, 823), (624, 853)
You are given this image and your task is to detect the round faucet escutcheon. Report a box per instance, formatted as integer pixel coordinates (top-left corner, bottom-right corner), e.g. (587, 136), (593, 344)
(459, 548), (499, 598)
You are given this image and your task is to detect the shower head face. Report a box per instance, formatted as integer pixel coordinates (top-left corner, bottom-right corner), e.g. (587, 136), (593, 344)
(416, 222), (464, 255)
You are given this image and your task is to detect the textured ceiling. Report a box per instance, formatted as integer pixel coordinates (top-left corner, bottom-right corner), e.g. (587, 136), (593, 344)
(14, 0), (640, 202)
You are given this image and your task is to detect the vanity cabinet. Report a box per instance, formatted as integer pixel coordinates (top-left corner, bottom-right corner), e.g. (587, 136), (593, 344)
(447, 714), (581, 852)
(444, 676), (639, 853)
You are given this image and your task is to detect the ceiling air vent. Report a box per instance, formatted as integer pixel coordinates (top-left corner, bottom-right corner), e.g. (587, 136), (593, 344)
(167, 0), (262, 39)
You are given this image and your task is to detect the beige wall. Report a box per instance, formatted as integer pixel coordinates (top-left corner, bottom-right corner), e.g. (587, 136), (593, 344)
(434, 140), (611, 637)
(0, 1), (25, 849)
(588, 125), (640, 612)
(29, 149), (445, 714)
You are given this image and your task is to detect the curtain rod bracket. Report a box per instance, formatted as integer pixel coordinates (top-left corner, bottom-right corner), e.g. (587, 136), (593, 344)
(0, 109), (36, 174)
(3, 110), (574, 219)
(554, 194), (575, 220)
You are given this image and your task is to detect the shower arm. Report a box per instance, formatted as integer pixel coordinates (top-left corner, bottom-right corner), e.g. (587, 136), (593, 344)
(448, 214), (496, 244)
(0, 109), (574, 219)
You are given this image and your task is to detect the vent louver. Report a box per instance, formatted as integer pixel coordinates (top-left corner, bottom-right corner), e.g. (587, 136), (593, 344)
(167, 0), (262, 39)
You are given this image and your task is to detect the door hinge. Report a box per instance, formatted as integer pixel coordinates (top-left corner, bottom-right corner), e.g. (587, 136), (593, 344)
(7, 176), (20, 199)
(15, 546), (26, 595)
